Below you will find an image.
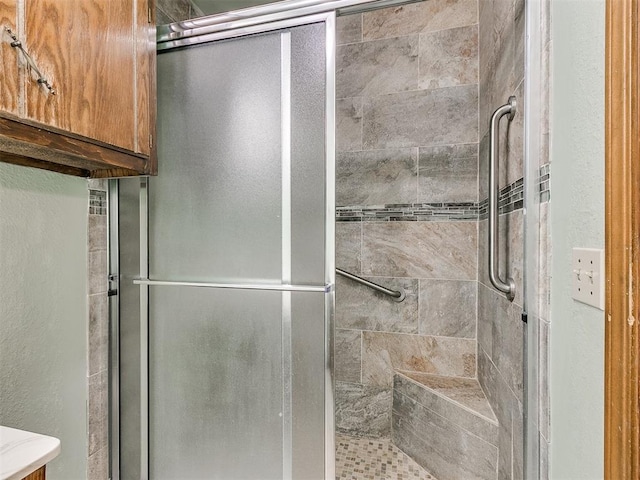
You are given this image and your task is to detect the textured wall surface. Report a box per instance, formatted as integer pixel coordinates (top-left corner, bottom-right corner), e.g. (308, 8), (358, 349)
(549, 1), (605, 478)
(0, 162), (88, 480)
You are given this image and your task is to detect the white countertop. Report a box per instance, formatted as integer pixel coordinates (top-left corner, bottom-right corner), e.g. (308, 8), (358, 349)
(0, 426), (60, 480)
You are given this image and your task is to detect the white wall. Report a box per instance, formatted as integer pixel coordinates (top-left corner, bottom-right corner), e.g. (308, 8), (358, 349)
(0, 163), (88, 479)
(549, 0), (605, 478)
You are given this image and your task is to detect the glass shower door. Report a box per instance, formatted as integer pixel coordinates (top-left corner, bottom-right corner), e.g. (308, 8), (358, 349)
(116, 14), (335, 480)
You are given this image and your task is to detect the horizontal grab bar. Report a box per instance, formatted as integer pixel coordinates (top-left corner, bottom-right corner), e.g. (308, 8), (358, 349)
(336, 268), (406, 302)
(133, 278), (331, 293)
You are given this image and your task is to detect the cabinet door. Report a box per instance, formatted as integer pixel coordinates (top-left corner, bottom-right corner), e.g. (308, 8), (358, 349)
(24, 0), (152, 155)
(0, 0), (19, 115)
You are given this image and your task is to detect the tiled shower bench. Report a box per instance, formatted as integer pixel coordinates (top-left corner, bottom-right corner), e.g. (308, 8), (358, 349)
(392, 372), (499, 480)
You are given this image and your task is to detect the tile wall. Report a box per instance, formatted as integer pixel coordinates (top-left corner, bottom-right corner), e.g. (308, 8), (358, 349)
(87, 181), (110, 479)
(334, 0), (481, 439)
(336, 0), (551, 478)
(538, 0), (552, 478)
(476, 0), (552, 479)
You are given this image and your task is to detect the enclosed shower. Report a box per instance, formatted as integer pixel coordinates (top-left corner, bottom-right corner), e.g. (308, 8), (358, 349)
(108, 0), (549, 479)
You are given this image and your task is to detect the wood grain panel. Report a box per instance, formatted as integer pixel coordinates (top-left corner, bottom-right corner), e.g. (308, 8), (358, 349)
(0, 0), (19, 115)
(23, 465), (46, 480)
(136, 0), (154, 159)
(0, 114), (149, 175)
(24, 0), (137, 152)
(605, 0), (640, 478)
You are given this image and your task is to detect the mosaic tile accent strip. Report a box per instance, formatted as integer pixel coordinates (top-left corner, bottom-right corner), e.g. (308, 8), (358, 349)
(337, 202), (480, 222)
(336, 434), (437, 480)
(336, 165), (550, 222)
(539, 163), (550, 203)
(89, 190), (107, 216)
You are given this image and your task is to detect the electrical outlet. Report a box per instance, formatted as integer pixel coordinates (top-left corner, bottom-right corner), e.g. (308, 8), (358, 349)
(572, 248), (604, 310)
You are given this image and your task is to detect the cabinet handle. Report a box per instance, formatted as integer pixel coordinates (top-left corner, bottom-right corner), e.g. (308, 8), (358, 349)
(4, 27), (56, 95)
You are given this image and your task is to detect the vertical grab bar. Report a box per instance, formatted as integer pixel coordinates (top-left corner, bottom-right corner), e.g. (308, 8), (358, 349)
(489, 96), (517, 301)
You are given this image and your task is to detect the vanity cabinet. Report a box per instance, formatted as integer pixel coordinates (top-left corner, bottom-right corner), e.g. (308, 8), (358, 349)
(0, 0), (156, 177)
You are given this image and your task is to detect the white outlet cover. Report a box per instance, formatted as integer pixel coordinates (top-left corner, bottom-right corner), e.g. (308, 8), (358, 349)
(572, 248), (605, 310)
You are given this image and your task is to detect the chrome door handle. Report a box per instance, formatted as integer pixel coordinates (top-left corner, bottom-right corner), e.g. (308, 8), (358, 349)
(488, 96), (516, 302)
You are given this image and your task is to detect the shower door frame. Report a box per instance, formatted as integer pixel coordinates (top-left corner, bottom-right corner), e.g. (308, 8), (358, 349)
(109, 0), (543, 479)
(110, 9), (337, 480)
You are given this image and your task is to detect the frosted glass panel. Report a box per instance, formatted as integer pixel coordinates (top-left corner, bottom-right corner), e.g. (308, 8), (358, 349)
(152, 33), (283, 282)
(291, 23), (327, 285)
(291, 292), (326, 478)
(149, 286), (283, 479)
(117, 17), (332, 480)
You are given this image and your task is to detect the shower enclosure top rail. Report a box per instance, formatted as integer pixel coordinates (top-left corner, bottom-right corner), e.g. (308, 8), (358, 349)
(156, 0), (421, 48)
(336, 268), (406, 302)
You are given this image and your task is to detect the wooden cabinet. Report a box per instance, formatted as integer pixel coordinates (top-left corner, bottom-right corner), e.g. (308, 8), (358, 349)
(0, 0), (156, 177)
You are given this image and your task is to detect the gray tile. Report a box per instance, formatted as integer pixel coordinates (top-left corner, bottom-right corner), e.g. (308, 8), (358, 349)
(156, 8), (173, 25)
(87, 179), (107, 191)
(362, 221), (478, 280)
(505, 209), (524, 307)
(363, 0), (479, 41)
(394, 373), (498, 443)
(393, 391), (498, 480)
(512, 400), (524, 480)
(539, 318), (550, 441)
(514, 0), (525, 88)
(87, 447), (109, 480)
(492, 10), (516, 106)
(418, 25), (479, 90)
(493, 0), (514, 48)
(477, 346), (521, 429)
(362, 331), (476, 387)
(336, 222), (362, 273)
(335, 381), (392, 438)
(362, 85), (478, 150)
(505, 81), (525, 189)
(419, 279), (476, 338)
(157, 0), (192, 22)
(336, 275), (419, 334)
(337, 35), (419, 98)
(540, 432), (549, 480)
(418, 143), (478, 203)
(498, 418), (513, 480)
(478, 211), (524, 308)
(477, 283), (524, 401)
(335, 329), (362, 383)
(476, 278), (494, 357)
(337, 14), (362, 45)
(88, 250), (108, 295)
(479, 0), (496, 138)
(88, 371), (108, 456)
(539, 202), (550, 321)
(337, 97), (363, 152)
(88, 293), (109, 376)
(478, 132), (490, 201)
(88, 215), (107, 253)
(337, 149), (418, 205)
(477, 218), (489, 290)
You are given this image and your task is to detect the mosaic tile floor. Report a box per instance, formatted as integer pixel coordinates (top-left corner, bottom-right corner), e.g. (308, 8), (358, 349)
(335, 434), (437, 480)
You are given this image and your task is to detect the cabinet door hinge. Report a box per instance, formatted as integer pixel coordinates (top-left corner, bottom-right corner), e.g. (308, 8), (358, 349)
(149, 134), (153, 149)
(148, 7), (152, 24)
